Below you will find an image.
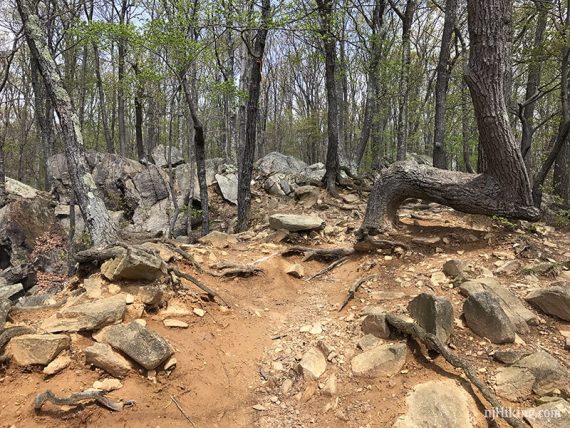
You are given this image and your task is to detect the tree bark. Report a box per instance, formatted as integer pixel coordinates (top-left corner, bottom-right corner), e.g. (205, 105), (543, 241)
(432, 0), (458, 169)
(317, 0), (341, 195)
(17, 0), (118, 247)
(236, 0), (271, 231)
(519, 0), (550, 176)
(117, 0), (128, 157)
(359, 0), (539, 236)
(133, 62), (145, 162)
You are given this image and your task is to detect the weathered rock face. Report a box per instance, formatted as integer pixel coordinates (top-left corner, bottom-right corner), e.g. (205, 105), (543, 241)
(393, 380), (476, 428)
(94, 322), (173, 370)
(463, 291), (516, 344)
(7, 334), (70, 366)
(84, 342), (132, 378)
(494, 351), (570, 400)
(460, 277), (536, 336)
(269, 214), (324, 232)
(525, 282), (570, 321)
(151, 144), (184, 168)
(0, 298), (11, 329)
(215, 174), (238, 204)
(41, 296), (126, 333)
(351, 343), (407, 378)
(361, 307), (391, 339)
(255, 152), (307, 176)
(408, 293), (454, 344)
(101, 249), (165, 282)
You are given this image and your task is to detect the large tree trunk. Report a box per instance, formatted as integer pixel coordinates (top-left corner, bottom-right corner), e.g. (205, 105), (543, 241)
(359, 0), (539, 236)
(17, 0), (118, 247)
(432, 0), (457, 169)
(133, 62), (146, 162)
(236, 0), (271, 231)
(317, 0), (341, 194)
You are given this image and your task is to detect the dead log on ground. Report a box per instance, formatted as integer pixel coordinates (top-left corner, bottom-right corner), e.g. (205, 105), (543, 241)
(282, 246), (355, 262)
(306, 256), (349, 281)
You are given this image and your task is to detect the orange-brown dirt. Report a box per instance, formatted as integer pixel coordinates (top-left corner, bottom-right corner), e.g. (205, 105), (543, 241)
(0, 192), (569, 428)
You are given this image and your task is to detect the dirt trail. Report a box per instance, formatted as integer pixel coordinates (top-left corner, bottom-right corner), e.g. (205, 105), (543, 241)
(1, 203), (569, 428)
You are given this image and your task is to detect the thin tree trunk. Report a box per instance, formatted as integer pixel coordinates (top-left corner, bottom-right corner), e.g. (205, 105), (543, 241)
(133, 62), (145, 162)
(462, 80), (474, 173)
(236, 0), (271, 231)
(93, 44), (113, 153)
(17, 0), (118, 247)
(117, 0), (128, 157)
(432, 0), (458, 169)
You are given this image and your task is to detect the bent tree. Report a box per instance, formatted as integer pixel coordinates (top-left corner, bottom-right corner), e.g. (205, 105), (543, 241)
(358, 0), (540, 237)
(17, 0), (118, 246)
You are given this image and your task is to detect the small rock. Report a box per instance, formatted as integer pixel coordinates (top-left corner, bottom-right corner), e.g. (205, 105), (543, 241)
(193, 308), (205, 317)
(525, 282), (570, 321)
(285, 263), (304, 279)
(495, 260), (521, 275)
(84, 342), (132, 378)
(463, 291), (515, 344)
(252, 404), (267, 411)
(101, 248), (165, 282)
(361, 306), (390, 339)
(321, 374), (337, 396)
(493, 350), (530, 365)
(430, 272), (447, 286)
(43, 354), (71, 376)
(268, 214), (324, 232)
(351, 343), (407, 378)
(298, 347), (327, 380)
(443, 260), (467, 278)
(357, 334), (382, 351)
(309, 323), (323, 335)
(282, 378), (293, 394)
(163, 319), (189, 328)
(7, 334), (70, 366)
(408, 293), (454, 344)
(198, 231), (237, 248)
(164, 357), (177, 371)
(139, 286), (164, 306)
(93, 378), (123, 392)
(125, 294), (135, 304)
(412, 237), (441, 245)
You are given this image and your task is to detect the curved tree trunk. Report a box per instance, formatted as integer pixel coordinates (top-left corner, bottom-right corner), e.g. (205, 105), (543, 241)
(17, 0), (118, 247)
(359, 0), (538, 236)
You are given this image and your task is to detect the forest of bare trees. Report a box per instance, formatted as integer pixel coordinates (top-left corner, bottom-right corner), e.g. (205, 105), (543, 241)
(0, 0), (569, 234)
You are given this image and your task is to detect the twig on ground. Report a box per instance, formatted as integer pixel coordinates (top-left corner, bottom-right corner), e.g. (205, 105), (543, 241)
(338, 274), (378, 311)
(306, 256), (349, 281)
(171, 395), (197, 427)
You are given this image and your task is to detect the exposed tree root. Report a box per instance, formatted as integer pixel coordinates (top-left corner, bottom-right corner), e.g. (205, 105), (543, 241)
(353, 235), (409, 253)
(385, 314), (527, 428)
(338, 274), (378, 312)
(209, 262), (263, 278)
(169, 267), (230, 307)
(34, 389), (133, 412)
(282, 246), (355, 262)
(306, 256), (349, 281)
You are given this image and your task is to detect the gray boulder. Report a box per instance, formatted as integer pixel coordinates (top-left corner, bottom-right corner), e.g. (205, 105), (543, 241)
(408, 293), (454, 344)
(463, 291), (516, 344)
(525, 282), (570, 321)
(94, 322), (173, 370)
(101, 248), (165, 282)
(215, 173), (238, 204)
(255, 152), (307, 176)
(269, 214), (324, 232)
(151, 144), (185, 168)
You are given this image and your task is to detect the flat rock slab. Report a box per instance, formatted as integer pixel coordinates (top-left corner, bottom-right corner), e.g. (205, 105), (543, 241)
(463, 291), (516, 344)
(351, 343), (407, 378)
(393, 380), (475, 428)
(198, 231), (237, 248)
(268, 214), (324, 232)
(408, 293), (454, 344)
(525, 282), (570, 321)
(41, 295), (126, 333)
(94, 322), (173, 370)
(215, 173), (238, 204)
(101, 249), (165, 282)
(298, 347), (327, 380)
(524, 399), (570, 428)
(0, 283), (23, 301)
(84, 342), (132, 378)
(7, 334), (70, 366)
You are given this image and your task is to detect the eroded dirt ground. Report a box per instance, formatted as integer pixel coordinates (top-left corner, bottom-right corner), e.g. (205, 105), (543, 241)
(0, 194), (569, 428)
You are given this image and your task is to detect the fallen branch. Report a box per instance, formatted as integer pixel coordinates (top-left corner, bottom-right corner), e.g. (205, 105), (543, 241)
(385, 314), (527, 428)
(169, 267), (230, 307)
(338, 274), (378, 312)
(34, 389), (133, 412)
(171, 395), (197, 427)
(282, 246), (355, 262)
(306, 256), (349, 281)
